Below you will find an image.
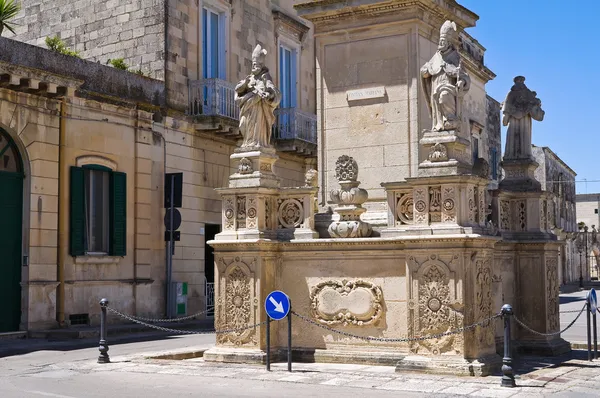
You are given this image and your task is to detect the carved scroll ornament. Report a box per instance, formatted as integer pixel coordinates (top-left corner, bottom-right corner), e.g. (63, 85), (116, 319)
(310, 280), (383, 326)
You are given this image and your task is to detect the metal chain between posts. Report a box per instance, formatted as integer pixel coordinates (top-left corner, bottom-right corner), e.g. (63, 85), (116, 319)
(114, 306), (215, 323)
(560, 308), (585, 314)
(106, 306), (267, 335)
(292, 310), (501, 343)
(513, 304), (586, 337)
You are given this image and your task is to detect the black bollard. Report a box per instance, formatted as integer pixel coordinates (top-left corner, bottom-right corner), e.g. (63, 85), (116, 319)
(594, 309), (598, 360)
(287, 301), (292, 372)
(501, 304), (515, 388)
(98, 298), (110, 364)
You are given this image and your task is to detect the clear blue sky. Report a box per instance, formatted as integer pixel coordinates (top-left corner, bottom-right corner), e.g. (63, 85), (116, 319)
(459, 0), (599, 194)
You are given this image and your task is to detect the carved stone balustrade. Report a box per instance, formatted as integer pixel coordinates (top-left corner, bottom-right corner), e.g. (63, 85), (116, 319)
(382, 175), (493, 237)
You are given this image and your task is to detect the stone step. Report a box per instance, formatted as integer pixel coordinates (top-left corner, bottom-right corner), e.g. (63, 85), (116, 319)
(0, 331), (27, 340)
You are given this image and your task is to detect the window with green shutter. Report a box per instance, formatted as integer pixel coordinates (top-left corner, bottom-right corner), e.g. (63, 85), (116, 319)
(69, 165), (127, 257)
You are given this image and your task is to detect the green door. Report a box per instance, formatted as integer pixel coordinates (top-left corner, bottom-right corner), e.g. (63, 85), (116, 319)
(0, 131), (23, 333)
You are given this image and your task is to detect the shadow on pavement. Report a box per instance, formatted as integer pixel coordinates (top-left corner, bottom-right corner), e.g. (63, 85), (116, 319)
(560, 295), (586, 305)
(0, 330), (211, 359)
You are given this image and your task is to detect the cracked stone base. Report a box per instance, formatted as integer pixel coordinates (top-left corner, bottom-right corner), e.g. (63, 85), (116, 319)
(395, 354), (502, 377)
(516, 338), (571, 356)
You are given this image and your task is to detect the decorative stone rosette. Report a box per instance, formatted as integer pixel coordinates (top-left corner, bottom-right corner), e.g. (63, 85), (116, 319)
(328, 155), (372, 238)
(309, 280), (383, 326)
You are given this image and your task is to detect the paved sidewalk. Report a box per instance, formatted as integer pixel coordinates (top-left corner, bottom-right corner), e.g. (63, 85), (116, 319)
(48, 346), (600, 397)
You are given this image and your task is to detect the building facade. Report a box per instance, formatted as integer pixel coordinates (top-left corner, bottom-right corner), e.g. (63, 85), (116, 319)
(531, 145), (578, 284)
(1, 0), (317, 332)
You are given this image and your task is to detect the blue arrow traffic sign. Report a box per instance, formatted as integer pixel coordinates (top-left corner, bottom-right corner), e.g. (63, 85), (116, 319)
(265, 290), (290, 321)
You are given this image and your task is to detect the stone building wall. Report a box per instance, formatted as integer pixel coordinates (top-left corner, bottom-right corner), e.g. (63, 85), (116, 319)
(10, 0), (316, 113)
(486, 96), (501, 183)
(10, 0), (166, 80)
(0, 38), (309, 330)
(576, 194), (600, 229)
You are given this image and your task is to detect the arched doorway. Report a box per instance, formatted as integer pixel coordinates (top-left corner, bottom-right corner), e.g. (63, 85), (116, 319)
(0, 128), (23, 332)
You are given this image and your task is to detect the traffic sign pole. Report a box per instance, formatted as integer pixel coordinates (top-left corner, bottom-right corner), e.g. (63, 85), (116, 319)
(594, 309), (598, 360)
(588, 295), (593, 362)
(287, 299), (292, 372)
(266, 315), (271, 371)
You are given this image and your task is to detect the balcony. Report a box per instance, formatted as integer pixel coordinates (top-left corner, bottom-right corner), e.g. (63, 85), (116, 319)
(273, 107), (317, 156)
(188, 78), (240, 139)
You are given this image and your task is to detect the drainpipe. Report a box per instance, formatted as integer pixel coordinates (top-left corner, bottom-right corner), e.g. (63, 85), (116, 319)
(57, 97), (67, 326)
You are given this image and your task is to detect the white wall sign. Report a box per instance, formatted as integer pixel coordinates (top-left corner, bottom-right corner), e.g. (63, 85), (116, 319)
(346, 86), (386, 102)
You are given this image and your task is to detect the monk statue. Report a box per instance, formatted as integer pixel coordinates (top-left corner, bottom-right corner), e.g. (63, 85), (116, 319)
(420, 20), (471, 132)
(235, 44), (281, 149)
(502, 76), (545, 160)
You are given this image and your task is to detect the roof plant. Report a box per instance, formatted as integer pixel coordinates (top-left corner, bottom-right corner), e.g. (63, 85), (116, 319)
(0, 0), (20, 36)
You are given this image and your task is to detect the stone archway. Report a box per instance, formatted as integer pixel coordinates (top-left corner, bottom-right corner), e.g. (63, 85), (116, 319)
(0, 128), (24, 332)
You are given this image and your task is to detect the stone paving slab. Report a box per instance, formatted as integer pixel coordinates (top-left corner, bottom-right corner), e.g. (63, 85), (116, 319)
(24, 346), (600, 397)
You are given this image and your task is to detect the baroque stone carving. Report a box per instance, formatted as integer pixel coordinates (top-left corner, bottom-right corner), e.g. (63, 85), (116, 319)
(475, 258), (494, 346)
(500, 200), (510, 230)
(428, 143), (448, 162)
(413, 188), (428, 224)
(235, 44), (282, 149)
(473, 158), (489, 179)
(236, 196), (246, 229)
(503, 76), (545, 160)
(396, 192), (414, 225)
(304, 168), (318, 187)
(223, 197), (235, 230)
(216, 259), (257, 347)
(247, 197), (257, 229)
(420, 20), (471, 132)
(408, 257), (463, 356)
(328, 155), (372, 238)
(546, 258), (560, 332)
(309, 280), (383, 326)
(277, 198), (303, 228)
(429, 186), (442, 222)
(442, 186), (456, 223)
(517, 200), (526, 231)
(238, 157), (253, 174)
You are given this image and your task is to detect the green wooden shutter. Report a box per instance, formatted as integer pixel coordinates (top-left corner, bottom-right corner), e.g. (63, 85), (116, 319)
(69, 166), (85, 256)
(110, 171), (127, 256)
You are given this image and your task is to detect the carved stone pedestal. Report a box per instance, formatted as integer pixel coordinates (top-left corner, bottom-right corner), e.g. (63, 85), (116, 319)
(499, 158), (541, 192)
(229, 147), (280, 189)
(418, 130), (472, 177)
(395, 355), (502, 377)
(382, 175), (492, 237)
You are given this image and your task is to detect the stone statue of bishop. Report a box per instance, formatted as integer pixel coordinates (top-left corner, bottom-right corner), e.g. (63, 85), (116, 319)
(420, 20), (471, 132)
(502, 76), (545, 160)
(235, 44), (282, 150)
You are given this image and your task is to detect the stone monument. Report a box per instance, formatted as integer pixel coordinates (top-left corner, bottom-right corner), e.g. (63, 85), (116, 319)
(500, 76), (545, 191)
(229, 44), (282, 189)
(418, 20), (472, 176)
(328, 155), (372, 238)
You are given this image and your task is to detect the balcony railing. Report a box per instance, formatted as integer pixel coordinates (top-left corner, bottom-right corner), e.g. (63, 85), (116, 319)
(188, 78), (239, 120)
(273, 107), (317, 144)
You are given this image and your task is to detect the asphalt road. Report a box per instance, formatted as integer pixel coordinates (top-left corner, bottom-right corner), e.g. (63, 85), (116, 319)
(560, 289), (596, 344)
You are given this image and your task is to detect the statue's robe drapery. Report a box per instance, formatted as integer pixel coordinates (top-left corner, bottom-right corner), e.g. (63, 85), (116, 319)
(502, 89), (545, 160)
(235, 70), (281, 149)
(421, 49), (470, 131)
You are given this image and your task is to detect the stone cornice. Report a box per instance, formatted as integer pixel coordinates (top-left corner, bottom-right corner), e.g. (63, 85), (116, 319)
(295, 0), (478, 30)
(459, 51), (496, 83)
(272, 9), (311, 43)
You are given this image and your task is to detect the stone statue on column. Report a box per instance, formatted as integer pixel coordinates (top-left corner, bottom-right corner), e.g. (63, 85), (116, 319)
(502, 76), (545, 160)
(235, 44), (282, 149)
(420, 20), (471, 132)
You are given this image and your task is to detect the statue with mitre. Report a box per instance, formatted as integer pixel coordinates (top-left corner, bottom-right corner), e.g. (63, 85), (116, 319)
(420, 20), (471, 132)
(235, 44), (281, 149)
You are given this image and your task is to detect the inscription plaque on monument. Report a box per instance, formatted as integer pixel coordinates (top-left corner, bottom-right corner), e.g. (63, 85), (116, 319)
(346, 86), (386, 102)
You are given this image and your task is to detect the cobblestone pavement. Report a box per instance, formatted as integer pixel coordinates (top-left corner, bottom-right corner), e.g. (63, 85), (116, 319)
(20, 346), (599, 397)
